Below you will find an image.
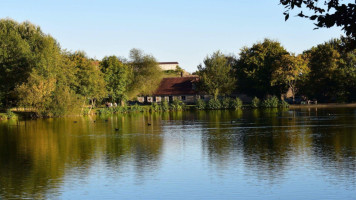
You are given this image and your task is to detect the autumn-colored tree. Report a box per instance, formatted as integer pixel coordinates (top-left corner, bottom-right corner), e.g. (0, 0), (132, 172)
(128, 49), (163, 99)
(272, 54), (309, 101)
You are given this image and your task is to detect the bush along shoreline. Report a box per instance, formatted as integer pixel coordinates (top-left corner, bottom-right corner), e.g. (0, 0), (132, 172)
(93, 96), (289, 116)
(0, 110), (17, 120)
(0, 96), (289, 119)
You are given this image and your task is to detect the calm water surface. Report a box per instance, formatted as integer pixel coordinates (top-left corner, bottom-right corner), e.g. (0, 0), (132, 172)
(0, 108), (355, 199)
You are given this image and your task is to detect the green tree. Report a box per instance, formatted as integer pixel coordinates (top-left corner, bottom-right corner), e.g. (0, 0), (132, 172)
(0, 19), (35, 106)
(272, 54), (309, 101)
(234, 39), (289, 97)
(301, 38), (356, 102)
(100, 56), (132, 105)
(128, 48), (163, 99)
(197, 51), (236, 99)
(0, 19), (82, 115)
(69, 51), (107, 110)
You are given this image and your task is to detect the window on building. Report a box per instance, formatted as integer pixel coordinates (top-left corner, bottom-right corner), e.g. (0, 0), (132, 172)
(181, 96), (186, 100)
(200, 95), (205, 100)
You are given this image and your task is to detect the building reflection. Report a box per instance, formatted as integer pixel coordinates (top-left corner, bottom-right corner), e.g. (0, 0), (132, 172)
(0, 108), (355, 198)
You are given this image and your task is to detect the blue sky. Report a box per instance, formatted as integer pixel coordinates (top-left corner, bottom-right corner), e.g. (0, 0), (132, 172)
(1, 0), (343, 72)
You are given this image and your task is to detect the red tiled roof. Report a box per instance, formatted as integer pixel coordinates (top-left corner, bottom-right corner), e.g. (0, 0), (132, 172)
(154, 77), (199, 95)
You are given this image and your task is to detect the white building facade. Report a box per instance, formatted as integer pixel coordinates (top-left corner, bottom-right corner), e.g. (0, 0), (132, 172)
(158, 62), (179, 71)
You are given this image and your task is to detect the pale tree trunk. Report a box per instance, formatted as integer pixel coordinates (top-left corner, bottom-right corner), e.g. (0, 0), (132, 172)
(213, 88), (219, 100)
(81, 98), (87, 115)
(289, 81), (296, 102)
(88, 99), (95, 115)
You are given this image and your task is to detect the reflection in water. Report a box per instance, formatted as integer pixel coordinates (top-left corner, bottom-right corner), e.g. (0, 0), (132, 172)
(0, 114), (163, 199)
(0, 108), (355, 199)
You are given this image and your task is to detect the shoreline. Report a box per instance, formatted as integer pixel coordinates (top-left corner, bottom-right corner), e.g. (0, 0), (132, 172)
(2, 103), (356, 120)
(289, 103), (356, 108)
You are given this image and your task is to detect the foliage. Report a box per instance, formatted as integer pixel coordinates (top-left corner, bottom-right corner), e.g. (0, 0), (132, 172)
(300, 39), (356, 102)
(221, 97), (232, 109)
(6, 110), (15, 119)
(128, 49), (163, 98)
(82, 107), (91, 115)
(69, 51), (107, 107)
(151, 102), (161, 112)
(197, 51), (237, 99)
(131, 103), (144, 112)
(175, 65), (184, 73)
(251, 97), (261, 108)
(98, 108), (112, 115)
(16, 75), (56, 116)
(235, 39), (289, 97)
(100, 56), (132, 103)
(195, 99), (206, 110)
(171, 99), (185, 111)
(272, 54), (309, 101)
(280, 0), (356, 45)
(207, 98), (222, 110)
(161, 100), (170, 111)
(231, 97), (243, 110)
(279, 100), (289, 108)
(0, 19), (42, 107)
(261, 96), (279, 108)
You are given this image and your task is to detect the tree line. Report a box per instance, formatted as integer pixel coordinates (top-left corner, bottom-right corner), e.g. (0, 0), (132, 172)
(1, 19), (355, 116)
(197, 38), (356, 103)
(0, 19), (162, 116)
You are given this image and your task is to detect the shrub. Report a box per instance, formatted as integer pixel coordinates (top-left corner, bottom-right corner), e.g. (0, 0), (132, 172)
(82, 107), (90, 115)
(261, 96), (279, 108)
(251, 97), (260, 108)
(98, 108), (112, 115)
(221, 98), (232, 109)
(279, 100), (289, 108)
(195, 99), (206, 110)
(161, 100), (170, 111)
(171, 99), (185, 111)
(6, 110), (15, 119)
(151, 102), (161, 112)
(131, 103), (143, 112)
(207, 98), (221, 109)
(112, 106), (127, 113)
(231, 97), (243, 110)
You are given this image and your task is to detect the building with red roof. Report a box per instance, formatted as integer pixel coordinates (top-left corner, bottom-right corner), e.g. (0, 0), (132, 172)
(137, 76), (210, 104)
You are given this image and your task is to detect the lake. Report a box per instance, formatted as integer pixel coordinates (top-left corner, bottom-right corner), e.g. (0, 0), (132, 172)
(0, 108), (355, 199)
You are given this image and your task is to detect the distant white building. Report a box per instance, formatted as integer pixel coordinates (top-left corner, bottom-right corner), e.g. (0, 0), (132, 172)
(158, 62), (179, 71)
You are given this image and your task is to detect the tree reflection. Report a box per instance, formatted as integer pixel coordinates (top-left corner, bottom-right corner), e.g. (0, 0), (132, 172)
(0, 113), (164, 199)
(0, 108), (356, 198)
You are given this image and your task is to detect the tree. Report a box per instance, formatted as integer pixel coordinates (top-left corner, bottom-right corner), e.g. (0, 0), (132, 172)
(280, 0), (356, 45)
(301, 38), (356, 102)
(0, 19), (35, 107)
(234, 39), (289, 97)
(271, 54), (309, 101)
(100, 56), (132, 104)
(0, 19), (84, 115)
(16, 73), (56, 115)
(128, 48), (163, 99)
(69, 51), (107, 110)
(197, 51), (237, 99)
